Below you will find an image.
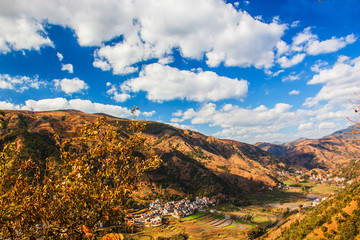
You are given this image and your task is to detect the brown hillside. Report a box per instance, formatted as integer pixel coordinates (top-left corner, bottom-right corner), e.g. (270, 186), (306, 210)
(0, 110), (284, 203)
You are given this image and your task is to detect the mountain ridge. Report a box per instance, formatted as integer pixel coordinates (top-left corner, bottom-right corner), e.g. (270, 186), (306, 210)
(255, 125), (360, 171)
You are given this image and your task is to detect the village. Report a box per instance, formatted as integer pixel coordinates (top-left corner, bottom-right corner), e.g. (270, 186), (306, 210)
(126, 197), (216, 227)
(278, 169), (354, 189)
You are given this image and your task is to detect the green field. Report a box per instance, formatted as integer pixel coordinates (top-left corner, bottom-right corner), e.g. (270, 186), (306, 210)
(235, 219), (256, 227)
(181, 212), (207, 220)
(246, 189), (306, 205)
(309, 184), (339, 196)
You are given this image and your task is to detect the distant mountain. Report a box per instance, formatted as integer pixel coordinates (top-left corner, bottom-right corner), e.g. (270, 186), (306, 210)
(0, 110), (285, 204)
(330, 124), (359, 138)
(256, 126), (360, 171)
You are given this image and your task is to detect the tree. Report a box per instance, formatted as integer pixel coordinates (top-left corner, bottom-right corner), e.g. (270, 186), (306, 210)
(0, 110), (161, 239)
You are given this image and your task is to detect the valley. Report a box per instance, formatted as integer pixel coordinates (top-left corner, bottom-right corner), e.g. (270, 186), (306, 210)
(0, 110), (359, 239)
(123, 180), (343, 239)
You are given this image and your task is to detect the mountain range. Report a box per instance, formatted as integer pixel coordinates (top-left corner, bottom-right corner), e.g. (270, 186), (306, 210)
(1, 110), (359, 204)
(255, 125), (360, 171)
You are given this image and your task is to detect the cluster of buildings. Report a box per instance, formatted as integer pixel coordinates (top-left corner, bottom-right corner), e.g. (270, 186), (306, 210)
(150, 197), (216, 218)
(307, 174), (354, 188)
(126, 197), (216, 227)
(311, 196), (328, 206)
(126, 211), (162, 227)
(278, 170), (304, 176)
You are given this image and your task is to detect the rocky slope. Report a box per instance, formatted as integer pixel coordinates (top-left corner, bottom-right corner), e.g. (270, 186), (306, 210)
(0, 110), (284, 203)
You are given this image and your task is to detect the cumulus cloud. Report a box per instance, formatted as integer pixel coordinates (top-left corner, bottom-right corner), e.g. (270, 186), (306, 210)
(0, 101), (21, 110)
(119, 63), (248, 102)
(158, 56), (174, 65)
(0, 74), (46, 92)
(0, 98), (134, 118)
(275, 27), (357, 69)
(169, 101), (352, 143)
(275, 40), (290, 56)
(93, 59), (111, 71)
(1, 0), (287, 72)
(0, 15), (53, 53)
(304, 56), (360, 107)
(306, 34), (357, 55)
(277, 53), (306, 68)
(61, 63), (74, 73)
(142, 110), (156, 117)
(168, 101), (352, 143)
(53, 78), (88, 94)
(291, 27), (316, 50)
(171, 102), (296, 130)
(93, 33), (162, 75)
(106, 82), (131, 102)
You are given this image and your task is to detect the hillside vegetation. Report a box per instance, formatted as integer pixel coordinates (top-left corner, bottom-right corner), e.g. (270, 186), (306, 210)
(264, 182), (360, 240)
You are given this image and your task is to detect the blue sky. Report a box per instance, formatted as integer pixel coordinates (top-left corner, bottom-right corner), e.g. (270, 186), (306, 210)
(1, 0), (360, 143)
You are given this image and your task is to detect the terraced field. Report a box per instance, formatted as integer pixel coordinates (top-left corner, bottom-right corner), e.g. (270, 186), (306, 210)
(124, 203), (286, 239)
(181, 212), (252, 230)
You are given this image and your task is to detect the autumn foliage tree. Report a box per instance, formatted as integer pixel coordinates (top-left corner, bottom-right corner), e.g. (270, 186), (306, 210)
(0, 110), (160, 239)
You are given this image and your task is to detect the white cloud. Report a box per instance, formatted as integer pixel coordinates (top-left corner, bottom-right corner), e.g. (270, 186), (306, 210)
(265, 69), (284, 77)
(142, 110), (156, 117)
(0, 98), (133, 118)
(274, 27), (357, 69)
(318, 121), (336, 129)
(272, 70), (284, 77)
(282, 72), (303, 82)
(61, 63), (74, 73)
(93, 59), (111, 71)
(290, 20), (300, 28)
(292, 27), (316, 49)
(1, 0), (287, 71)
(53, 78), (88, 94)
(120, 63), (248, 102)
(169, 101), (350, 143)
(289, 90), (300, 95)
(94, 33), (161, 75)
(306, 34), (357, 55)
(276, 40), (289, 56)
(298, 122), (313, 131)
(0, 74), (46, 92)
(0, 98), (158, 119)
(57, 52), (64, 61)
(0, 15), (53, 53)
(172, 102), (295, 130)
(311, 60), (328, 73)
(304, 56), (360, 107)
(277, 53), (305, 68)
(158, 56), (174, 65)
(169, 122), (198, 132)
(0, 101), (21, 110)
(106, 82), (131, 102)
